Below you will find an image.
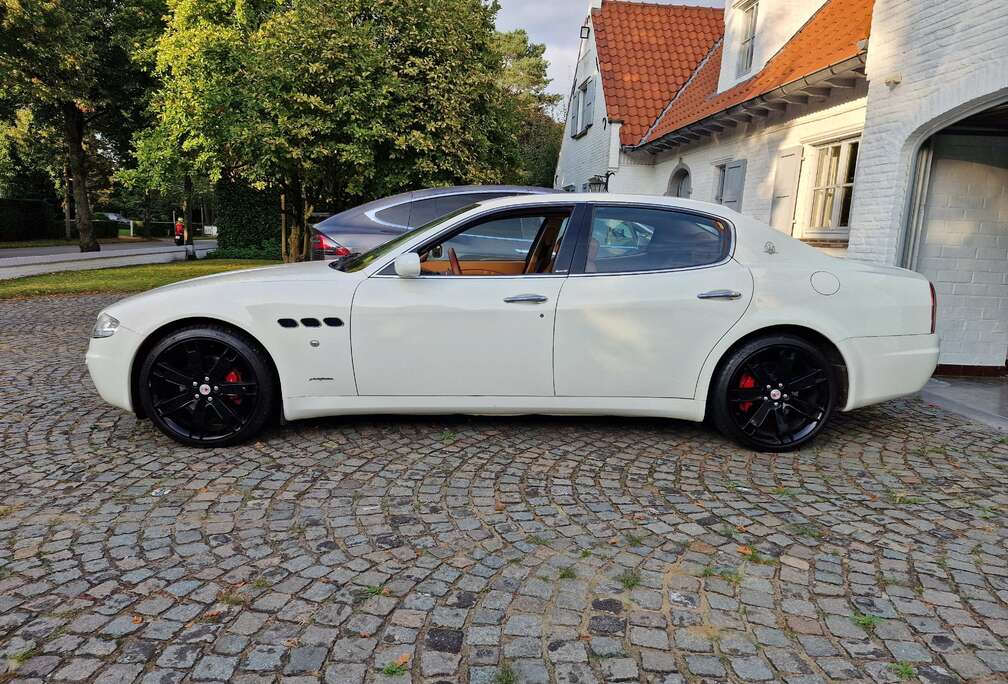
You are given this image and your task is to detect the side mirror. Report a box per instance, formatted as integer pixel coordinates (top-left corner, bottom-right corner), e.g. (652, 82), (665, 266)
(393, 252), (421, 278)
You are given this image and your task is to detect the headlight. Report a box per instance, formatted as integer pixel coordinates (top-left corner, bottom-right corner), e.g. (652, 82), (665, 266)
(92, 313), (120, 338)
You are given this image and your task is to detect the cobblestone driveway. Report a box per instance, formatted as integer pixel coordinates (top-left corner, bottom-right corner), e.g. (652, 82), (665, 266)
(1, 295), (1006, 684)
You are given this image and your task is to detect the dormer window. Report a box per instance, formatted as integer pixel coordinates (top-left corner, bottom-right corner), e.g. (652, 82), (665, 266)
(736, 0), (758, 76)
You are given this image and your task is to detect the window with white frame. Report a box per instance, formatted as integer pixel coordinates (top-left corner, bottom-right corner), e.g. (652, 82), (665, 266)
(736, 0), (758, 76)
(570, 77), (596, 138)
(714, 164), (728, 203)
(808, 138), (859, 232)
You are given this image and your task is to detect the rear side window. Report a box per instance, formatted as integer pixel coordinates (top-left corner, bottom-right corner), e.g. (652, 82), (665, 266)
(584, 206), (731, 273)
(374, 202), (413, 227)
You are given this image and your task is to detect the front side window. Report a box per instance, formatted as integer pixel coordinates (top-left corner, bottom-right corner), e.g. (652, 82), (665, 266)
(417, 209), (573, 276)
(736, 0), (758, 76)
(584, 206), (731, 273)
(809, 138), (859, 231)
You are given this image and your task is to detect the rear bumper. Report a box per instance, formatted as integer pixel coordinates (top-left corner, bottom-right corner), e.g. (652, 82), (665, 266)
(85, 326), (141, 413)
(840, 333), (939, 411)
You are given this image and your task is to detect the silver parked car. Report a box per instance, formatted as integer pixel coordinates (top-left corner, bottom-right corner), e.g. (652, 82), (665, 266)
(311, 185), (554, 260)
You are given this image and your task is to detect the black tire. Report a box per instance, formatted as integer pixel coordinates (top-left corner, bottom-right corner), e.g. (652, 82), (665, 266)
(138, 325), (276, 447)
(709, 334), (837, 452)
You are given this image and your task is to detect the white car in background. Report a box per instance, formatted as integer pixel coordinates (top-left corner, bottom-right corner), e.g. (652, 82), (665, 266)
(86, 194), (939, 452)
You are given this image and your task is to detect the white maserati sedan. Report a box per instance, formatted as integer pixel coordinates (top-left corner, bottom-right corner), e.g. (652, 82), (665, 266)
(86, 194), (939, 452)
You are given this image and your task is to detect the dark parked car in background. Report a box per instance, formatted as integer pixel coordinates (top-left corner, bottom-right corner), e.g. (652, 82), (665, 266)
(311, 185), (554, 260)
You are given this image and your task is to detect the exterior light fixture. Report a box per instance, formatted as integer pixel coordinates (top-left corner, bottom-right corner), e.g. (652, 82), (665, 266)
(580, 25), (590, 40)
(587, 171), (614, 193)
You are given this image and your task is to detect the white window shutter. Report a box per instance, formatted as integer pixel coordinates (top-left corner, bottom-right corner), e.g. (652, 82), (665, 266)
(722, 159), (747, 212)
(769, 147), (803, 235)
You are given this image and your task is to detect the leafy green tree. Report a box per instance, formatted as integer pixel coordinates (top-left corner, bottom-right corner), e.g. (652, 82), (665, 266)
(494, 29), (563, 187)
(0, 0), (164, 250)
(140, 0), (524, 262)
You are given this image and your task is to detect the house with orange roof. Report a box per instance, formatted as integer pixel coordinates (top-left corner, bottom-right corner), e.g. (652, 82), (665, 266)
(555, 0), (1008, 371)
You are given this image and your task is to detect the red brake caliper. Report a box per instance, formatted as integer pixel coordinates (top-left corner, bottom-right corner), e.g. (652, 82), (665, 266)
(224, 369), (242, 405)
(738, 372), (756, 412)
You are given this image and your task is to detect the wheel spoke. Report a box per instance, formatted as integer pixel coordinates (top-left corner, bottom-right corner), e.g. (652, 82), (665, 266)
(206, 348), (238, 381)
(152, 362), (191, 386)
(790, 369), (827, 393)
(155, 392), (196, 415)
(779, 349), (797, 383)
(773, 409), (788, 437)
(787, 397), (822, 421)
(185, 342), (204, 377)
(219, 381), (258, 396)
(210, 399), (243, 429)
(744, 402), (772, 433)
(728, 387), (765, 403)
(743, 363), (770, 388)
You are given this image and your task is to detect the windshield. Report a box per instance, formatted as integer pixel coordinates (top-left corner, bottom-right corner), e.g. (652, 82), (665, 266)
(334, 204), (477, 273)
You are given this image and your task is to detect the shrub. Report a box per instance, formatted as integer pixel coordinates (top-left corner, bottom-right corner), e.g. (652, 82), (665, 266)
(0, 199), (58, 241)
(206, 239), (281, 261)
(215, 180), (281, 252)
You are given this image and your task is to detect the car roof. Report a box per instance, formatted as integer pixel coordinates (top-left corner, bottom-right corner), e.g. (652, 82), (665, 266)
(316, 185), (555, 230)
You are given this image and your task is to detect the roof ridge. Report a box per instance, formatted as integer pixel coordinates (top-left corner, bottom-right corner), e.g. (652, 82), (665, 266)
(639, 37), (724, 145)
(600, 0), (723, 11)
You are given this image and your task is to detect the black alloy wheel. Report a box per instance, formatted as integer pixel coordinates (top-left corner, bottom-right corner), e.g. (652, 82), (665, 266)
(138, 325), (275, 447)
(710, 335), (837, 452)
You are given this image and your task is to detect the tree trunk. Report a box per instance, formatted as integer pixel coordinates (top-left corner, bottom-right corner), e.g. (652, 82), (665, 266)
(62, 158), (73, 240)
(142, 191), (151, 239)
(183, 174), (194, 257)
(62, 102), (98, 252)
(280, 192), (288, 262)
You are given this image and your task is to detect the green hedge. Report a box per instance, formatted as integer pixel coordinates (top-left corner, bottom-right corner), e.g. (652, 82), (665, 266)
(215, 180), (281, 251)
(0, 199), (58, 241)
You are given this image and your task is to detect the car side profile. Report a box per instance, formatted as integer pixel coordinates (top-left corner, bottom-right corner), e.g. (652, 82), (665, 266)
(86, 194), (939, 452)
(310, 184), (553, 259)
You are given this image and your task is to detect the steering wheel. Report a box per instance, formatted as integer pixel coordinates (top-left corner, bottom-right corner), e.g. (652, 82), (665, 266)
(448, 247), (462, 276)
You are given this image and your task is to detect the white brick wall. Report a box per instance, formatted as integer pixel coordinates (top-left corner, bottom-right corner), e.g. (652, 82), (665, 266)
(718, 0), (828, 93)
(610, 87), (868, 241)
(915, 134), (1008, 366)
(847, 0), (1008, 266)
(554, 27), (617, 191)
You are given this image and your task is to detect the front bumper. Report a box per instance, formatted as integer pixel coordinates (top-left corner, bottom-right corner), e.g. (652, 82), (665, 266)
(85, 325), (142, 413)
(840, 333), (940, 411)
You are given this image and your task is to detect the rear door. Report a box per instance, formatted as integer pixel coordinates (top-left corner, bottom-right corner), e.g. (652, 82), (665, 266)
(554, 204), (752, 399)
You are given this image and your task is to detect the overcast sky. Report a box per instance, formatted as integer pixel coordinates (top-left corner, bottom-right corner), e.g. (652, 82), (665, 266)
(496, 0), (724, 102)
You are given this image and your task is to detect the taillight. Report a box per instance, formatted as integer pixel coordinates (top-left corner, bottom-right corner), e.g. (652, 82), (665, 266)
(929, 281), (937, 334)
(312, 232), (351, 258)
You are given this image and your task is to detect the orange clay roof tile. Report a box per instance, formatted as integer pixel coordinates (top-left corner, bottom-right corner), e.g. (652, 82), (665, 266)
(593, 0), (724, 145)
(639, 0), (874, 145)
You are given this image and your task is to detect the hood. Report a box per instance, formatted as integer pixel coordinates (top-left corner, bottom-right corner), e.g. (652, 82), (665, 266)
(108, 260), (342, 311)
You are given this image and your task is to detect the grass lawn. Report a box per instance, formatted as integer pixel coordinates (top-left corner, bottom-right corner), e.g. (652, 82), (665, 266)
(0, 259), (280, 300)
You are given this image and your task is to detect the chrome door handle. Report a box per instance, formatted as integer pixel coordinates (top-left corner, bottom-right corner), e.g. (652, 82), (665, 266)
(697, 289), (743, 300)
(504, 294), (548, 304)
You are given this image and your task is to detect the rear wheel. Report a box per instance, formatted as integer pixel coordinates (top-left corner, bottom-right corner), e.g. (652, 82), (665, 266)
(709, 335), (836, 452)
(138, 325), (275, 447)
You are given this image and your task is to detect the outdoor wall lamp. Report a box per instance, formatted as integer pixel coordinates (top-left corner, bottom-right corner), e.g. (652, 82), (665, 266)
(587, 171), (614, 192)
(580, 25), (590, 40)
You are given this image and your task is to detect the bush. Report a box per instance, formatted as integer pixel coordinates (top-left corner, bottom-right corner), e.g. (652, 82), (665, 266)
(0, 199), (58, 241)
(215, 180), (281, 251)
(206, 239), (281, 260)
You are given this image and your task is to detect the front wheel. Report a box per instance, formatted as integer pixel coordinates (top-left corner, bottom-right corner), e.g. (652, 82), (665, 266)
(138, 325), (276, 447)
(709, 335), (837, 452)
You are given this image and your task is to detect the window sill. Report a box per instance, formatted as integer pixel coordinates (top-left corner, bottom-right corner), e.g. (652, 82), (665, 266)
(800, 237), (849, 249)
(570, 126), (591, 140)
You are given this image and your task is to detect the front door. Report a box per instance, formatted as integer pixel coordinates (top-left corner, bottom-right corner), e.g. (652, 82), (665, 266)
(351, 206), (576, 396)
(554, 204), (752, 399)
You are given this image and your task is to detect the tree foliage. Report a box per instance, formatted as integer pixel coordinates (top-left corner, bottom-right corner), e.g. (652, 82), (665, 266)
(0, 0), (164, 250)
(141, 0), (531, 262)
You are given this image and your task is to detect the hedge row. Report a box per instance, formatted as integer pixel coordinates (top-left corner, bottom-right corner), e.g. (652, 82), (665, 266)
(0, 199), (58, 241)
(0, 199), (120, 242)
(215, 181), (281, 253)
